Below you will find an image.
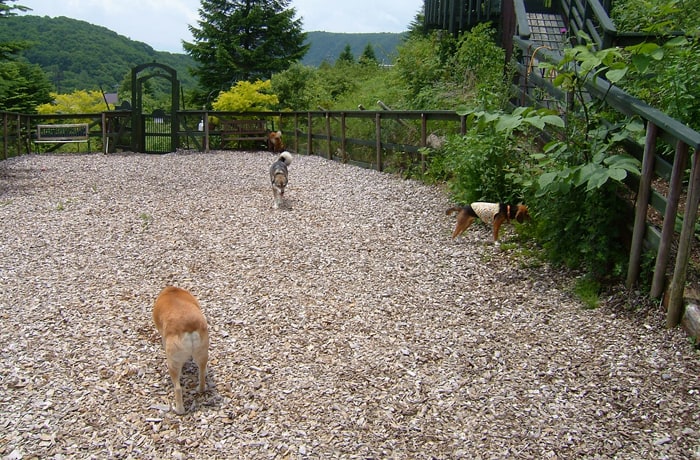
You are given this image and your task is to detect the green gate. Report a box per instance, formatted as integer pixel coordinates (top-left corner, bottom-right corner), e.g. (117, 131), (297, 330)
(131, 62), (179, 153)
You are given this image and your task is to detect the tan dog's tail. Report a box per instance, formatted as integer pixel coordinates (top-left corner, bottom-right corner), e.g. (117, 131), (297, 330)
(445, 207), (462, 216)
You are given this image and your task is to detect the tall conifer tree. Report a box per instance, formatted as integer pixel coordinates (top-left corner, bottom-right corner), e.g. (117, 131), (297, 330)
(184, 0), (308, 98)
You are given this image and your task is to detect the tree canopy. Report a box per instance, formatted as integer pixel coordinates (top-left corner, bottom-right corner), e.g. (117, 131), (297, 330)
(184, 0), (309, 102)
(0, 0), (52, 112)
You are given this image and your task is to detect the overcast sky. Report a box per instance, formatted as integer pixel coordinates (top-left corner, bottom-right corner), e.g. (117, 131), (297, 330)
(17, 0), (424, 53)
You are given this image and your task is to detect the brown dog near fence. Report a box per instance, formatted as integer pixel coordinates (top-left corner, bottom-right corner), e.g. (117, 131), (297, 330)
(267, 130), (284, 153)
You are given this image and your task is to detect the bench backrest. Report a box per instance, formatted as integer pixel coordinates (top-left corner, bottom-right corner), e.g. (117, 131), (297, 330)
(36, 123), (90, 141)
(220, 119), (267, 135)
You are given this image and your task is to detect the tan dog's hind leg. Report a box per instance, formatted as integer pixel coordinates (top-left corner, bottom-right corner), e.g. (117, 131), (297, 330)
(167, 358), (186, 414)
(193, 346), (208, 393)
(452, 212), (476, 239)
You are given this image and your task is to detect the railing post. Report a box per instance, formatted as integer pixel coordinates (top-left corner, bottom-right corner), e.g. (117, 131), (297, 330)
(375, 112), (382, 171)
(101, 112), (107, 154)
(626, 122), (657, 289)
(203, 111), (210, 153)
(421, 113), (428, 174)
(341, 112), (347, 163)
(293, 113), (299, 153)
(325, 111), (332, 160)
(667, 148), (700, 327)
(307, 113), (313, 156)
(651, 140), (688, 298)
(17, 114), (23, 155)
(3, 113), (8, 160)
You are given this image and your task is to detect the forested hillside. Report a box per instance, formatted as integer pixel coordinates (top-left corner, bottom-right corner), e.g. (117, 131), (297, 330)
(0, 15), (404, 95)
(0, 15), (198, 94)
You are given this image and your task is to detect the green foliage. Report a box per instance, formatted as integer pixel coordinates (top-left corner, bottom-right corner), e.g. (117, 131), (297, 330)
(611, 0), (700, 34)
(0, 60), (52, 112)
(624, 36), (700, 131)
(526, 36), (644, 282)
(528, 179), (630, 281)
(337, 44), (355, 64)
(449, 22), (511, 110)
(212, 79), (278, 112)
(0, 0), (30, 60)
(433, 107), (562, 204)
(394, 32), (450, 102)
(359, 43), (378, 65)
(271, 56), (407, 112)
(37, 90), (114, 114)
(185, 0), (308, 98)
(394, 25), (509, 110)
(270, 63), (323, 111)
(573, 276), (602, 309)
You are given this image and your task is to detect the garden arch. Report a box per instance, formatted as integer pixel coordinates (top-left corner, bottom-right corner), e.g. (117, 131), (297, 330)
(130, 62), (180, 153)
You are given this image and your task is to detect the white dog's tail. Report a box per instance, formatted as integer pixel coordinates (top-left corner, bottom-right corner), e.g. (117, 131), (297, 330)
(278, 151), (292, 166)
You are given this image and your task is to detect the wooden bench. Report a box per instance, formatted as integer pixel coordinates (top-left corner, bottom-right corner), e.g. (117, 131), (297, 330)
(34, 123), (91, 152)
(219, 119), (268, 149)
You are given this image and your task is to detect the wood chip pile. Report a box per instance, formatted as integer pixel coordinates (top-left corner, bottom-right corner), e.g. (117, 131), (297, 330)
(0, 151), (698, 459)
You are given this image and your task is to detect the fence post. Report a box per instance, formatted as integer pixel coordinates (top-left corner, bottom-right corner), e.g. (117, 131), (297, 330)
(626, 122), (657, 289)
(421, 113), (428, 174)
(325, 111), (332, 160)
(293, 114), (299, 153)
(375, 113), (382, 171)
(667, 148), (700, 327)
(341, 112), (347, 163)
(3, 113), (7, 160)
(651, 140), (689, 298)
(307, 113), (313, 156)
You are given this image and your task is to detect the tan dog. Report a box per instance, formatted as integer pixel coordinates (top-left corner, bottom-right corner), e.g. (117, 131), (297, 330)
(152, 286), (209, 414)
(267, 130), (284, 153)
(446, 202), (529, 241)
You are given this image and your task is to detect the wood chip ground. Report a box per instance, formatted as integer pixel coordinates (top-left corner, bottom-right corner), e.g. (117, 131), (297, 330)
(0, 151), (698, 459)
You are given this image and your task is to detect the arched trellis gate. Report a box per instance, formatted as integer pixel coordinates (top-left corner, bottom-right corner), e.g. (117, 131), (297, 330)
(130, 62), (180, 154)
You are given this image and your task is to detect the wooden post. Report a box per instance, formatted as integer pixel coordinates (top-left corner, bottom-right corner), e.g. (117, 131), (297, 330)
(667, 148), (700, 327)
(651, 140), (688, 298)
(420, 113), (428, 174)
(627, 122), (657, 288)
(325, 111), (332, 160)
(101, 112), (107, 154)
(307, 113), (313, 156)
(375, 113), (382, 171)
(203, 111), (210, 153)
(293, 114), (299, 153)
(3, 113), (7, 159)
(341, 112), (347, 163)
(17, 114), (21, 156)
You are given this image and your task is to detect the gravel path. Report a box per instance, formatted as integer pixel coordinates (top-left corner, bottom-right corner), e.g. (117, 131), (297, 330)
(0, 151), (698, 459)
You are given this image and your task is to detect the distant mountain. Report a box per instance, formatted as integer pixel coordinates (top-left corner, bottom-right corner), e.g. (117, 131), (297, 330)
(302, 31), (406, 66)
(0, 15), (198, 96)
(0, 16), (404, 95)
